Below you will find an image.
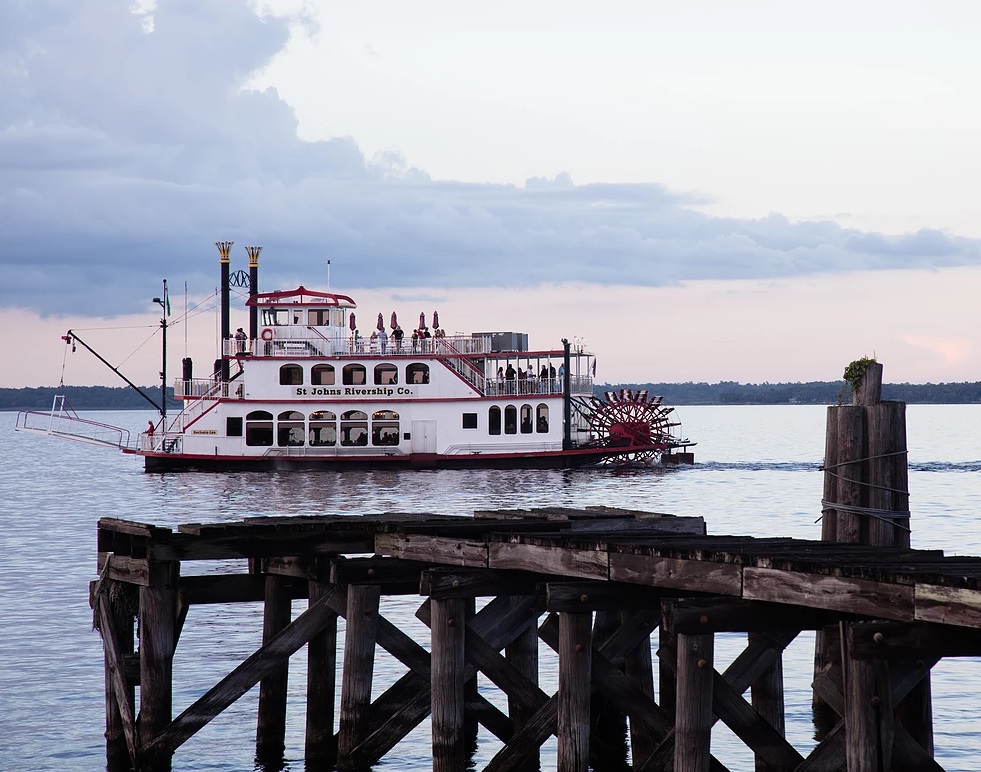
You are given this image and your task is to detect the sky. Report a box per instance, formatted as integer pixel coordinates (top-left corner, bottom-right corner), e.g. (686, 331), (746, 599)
(3, 0), (981, 388)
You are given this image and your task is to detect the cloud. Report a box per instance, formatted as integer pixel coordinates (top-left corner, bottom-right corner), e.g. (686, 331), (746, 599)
(2, 0), (980, 318)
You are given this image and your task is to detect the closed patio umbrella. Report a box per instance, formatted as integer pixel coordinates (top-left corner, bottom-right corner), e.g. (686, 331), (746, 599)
(433, 310), (439, 329)
(377, 312), (384, 331)
(349, 313), (356, 331)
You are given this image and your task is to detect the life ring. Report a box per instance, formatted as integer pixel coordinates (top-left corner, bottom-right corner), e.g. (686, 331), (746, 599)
(260, 328), (274, 341)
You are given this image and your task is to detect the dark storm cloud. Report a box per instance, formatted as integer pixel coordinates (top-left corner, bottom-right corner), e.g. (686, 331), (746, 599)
(2, 0), (979, 316)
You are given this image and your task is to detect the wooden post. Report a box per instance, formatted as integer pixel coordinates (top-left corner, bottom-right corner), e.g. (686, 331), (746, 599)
(749, 631), (785, 772)
(557, 611), (592, 772)
(104, 592), (135, 771)
(659, 625), (677, 720)
(432, 597), (467, 772)
(624, 610), (656, 769)
(305, 573), (338, 766)
(505, 595), (540, 771)
(674, 632), (714, 772)
(256, 573), (292, 762)
(337, 585), (381, 769)
(842, 623), (892, 772)
(590, 610), (627, 767)
(139, 560), (179, 772)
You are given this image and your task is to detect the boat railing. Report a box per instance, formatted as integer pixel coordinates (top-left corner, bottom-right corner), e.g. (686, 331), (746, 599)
(437, 338), (487, 392)
(484, 375), (592, 398)
(140, 432), (183, 453)
(224, 334), (492, 358)
(170, 378), (228, 432)
(15, 395), (133, 450)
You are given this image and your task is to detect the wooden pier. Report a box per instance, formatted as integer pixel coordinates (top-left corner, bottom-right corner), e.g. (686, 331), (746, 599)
(93, 506), (981, 772)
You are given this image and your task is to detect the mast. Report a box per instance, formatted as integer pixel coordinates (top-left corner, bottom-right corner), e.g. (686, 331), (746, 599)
(152, 281), (169, 423)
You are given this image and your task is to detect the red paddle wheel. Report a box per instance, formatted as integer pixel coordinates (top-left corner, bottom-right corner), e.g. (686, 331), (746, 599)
(575, 389), (689, 465)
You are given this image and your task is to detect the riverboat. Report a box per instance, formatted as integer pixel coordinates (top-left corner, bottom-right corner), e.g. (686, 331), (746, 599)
(17, 243), (693, 471)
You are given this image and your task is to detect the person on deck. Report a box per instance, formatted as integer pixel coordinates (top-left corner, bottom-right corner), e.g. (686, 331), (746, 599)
(234, 328), (247, 353)
(378, 327), (388, 355)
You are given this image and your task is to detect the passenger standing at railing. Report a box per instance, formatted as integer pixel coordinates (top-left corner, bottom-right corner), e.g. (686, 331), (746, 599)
(411, 329), (419, 353)
(423, 327), (432, 352)
(370, 330), (378, 353)
(378, 327), (388, 355)
(393, 325), (404, 352)
(235, 328), (247, 353)
(505, 363), (516, 384)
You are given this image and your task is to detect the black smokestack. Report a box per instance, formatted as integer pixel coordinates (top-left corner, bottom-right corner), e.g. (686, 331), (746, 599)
(216, 241), (233, 382)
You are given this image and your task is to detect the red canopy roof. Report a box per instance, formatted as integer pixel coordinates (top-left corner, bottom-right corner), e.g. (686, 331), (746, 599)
(246, 285), (356, 307)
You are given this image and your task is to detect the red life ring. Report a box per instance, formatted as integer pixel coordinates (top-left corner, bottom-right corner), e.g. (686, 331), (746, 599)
(260, 328), (274, 341)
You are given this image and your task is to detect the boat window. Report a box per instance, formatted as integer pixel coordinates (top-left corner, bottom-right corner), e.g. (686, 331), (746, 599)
(277, 411), (305, 447)
(462, 413), (478, 429)
(536, 404), (549, 433)
(262, 308), (289, 326)
(309, 410), (337, 446)
(245, 410), (273, 446)
(372, 409), (400, 446)
(520, 404), (533, 434)
(312, 364), (335, 385)
(226, 416), (243, 437)
(504, 405), (517, 435)
(407, 363), (429, 384)
(340, 410), (369, 446)
(374, 363), (398, 385)
(343, 364), (366, 385)
(488, 406), (501, 435)
(307, 309), (330, 326)
(279, 364), (303, 385)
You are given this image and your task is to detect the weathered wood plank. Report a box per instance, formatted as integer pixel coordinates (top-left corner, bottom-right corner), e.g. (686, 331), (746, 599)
(489, 542), (609, 579)
(96, 554), (151, 587)
(743, 567), (914, 620)
(848, 620), (981, 659)
(423, 568), (551, 598)
(663, 597), (847, 635)
(377, 533), (489, 566)
(547, 581), (664, 612)
(610, 552), (742, 595)
(915, 583), (981, 627)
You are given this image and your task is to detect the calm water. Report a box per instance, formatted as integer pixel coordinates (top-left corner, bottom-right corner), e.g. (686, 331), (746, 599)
(2, 404), (981, 771)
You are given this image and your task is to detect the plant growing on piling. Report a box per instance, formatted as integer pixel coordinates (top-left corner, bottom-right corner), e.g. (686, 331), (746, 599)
(839, 356), (877, 402)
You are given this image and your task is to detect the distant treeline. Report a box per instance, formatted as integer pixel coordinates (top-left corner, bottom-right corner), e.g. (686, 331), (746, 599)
(1, 386), (176, 412)
(4, 381), (981, 412)
(601, 381), (981, 405)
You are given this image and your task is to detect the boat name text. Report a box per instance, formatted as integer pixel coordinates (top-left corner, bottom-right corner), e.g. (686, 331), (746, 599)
(295, 387), (414, 397)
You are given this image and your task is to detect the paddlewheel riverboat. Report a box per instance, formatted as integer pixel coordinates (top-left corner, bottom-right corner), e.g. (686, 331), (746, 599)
(17, 243), (693, 471)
